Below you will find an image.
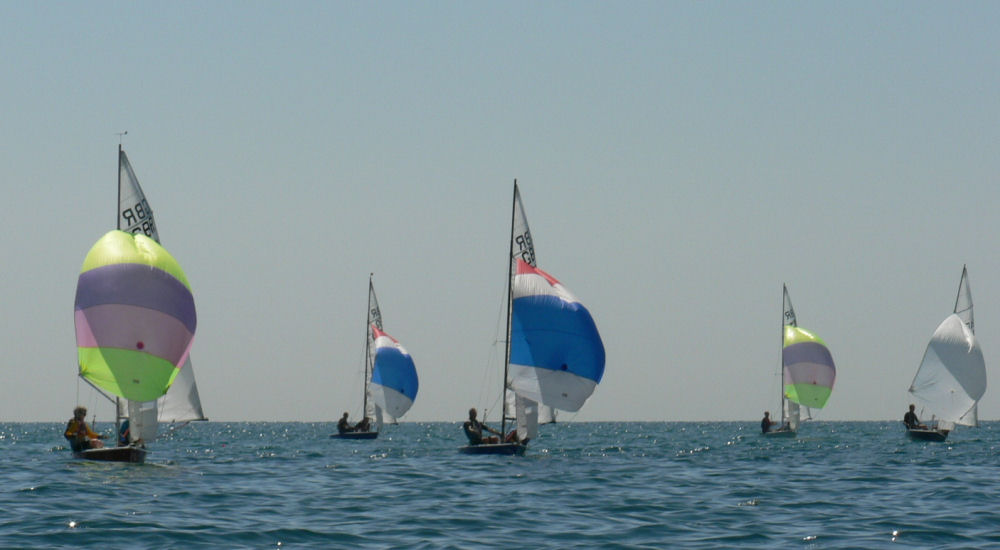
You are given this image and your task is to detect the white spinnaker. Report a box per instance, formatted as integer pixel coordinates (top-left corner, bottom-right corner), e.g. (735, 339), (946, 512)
(371, 384), (412, 419)
(909, 314), (986, 426)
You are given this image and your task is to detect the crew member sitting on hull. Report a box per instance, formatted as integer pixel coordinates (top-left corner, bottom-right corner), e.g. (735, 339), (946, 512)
(64, 406), (105, 452)
(903, 404), (928, 430)
(463, 408), (500, 445)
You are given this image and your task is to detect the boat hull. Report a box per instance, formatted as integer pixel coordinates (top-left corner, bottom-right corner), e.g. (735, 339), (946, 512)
(330, 431), (379, 440)
(458, 443), (526, 455)
(763, 429), (796, 438)
(906, 428), (949, 442)
(73, 446), (147, 463)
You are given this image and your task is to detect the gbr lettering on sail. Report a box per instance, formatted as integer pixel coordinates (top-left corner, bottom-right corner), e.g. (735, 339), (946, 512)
(121, 198), (156, 238)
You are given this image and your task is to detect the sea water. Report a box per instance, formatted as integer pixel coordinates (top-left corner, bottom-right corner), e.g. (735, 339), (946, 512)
(2, 421), (999, 549)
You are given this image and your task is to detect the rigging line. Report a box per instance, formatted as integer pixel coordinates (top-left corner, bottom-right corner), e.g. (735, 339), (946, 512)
(476, 280), (509, 408)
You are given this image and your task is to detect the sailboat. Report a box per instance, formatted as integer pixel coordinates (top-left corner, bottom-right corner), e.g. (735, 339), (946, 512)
(331, 275), (418, 440)
(73, 230), (197, 462)
(118, 145), (207, 438)
(460, 181), (605, 455)
(764, 285), (836, 437)
(906, 266), (986, 442)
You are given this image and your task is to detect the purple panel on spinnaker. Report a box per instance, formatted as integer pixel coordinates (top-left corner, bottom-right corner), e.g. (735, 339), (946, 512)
(75, 263), (196, 333)
(782, 341), (836, 387)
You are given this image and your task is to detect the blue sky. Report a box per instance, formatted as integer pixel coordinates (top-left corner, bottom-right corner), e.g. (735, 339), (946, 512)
(2, 2), (999, 422)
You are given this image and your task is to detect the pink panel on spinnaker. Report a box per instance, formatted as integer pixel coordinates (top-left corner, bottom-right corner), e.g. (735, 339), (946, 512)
(75, 304), (195, 367)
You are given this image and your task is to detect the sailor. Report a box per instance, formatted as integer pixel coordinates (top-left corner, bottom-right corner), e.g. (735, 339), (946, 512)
(337, 412), (352, 434)
(903, 404), (926, 430)
(760, 411), (775, 434)
(64, 406), (105, 451)
(463, 408), (501, 445)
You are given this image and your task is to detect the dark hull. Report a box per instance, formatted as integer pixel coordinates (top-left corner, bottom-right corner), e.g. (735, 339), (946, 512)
(73, 446), (147, 463)
(907, 428), (949, 442)
(330, 431), (379, 440)
(458, 443), (526, 455)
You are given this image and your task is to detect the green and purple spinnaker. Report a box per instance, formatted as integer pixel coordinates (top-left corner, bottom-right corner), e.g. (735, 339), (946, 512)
(782, 326), (835, 409)
(74, 230), (196, 402)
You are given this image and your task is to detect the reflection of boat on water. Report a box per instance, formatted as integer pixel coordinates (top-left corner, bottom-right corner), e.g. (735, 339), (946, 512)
(331, 275), (418, 440)
(907, 266), (986, 442)
(73, 230), (197, 463)
(764, 285), (836, 438)
(460, 182), (604, 455)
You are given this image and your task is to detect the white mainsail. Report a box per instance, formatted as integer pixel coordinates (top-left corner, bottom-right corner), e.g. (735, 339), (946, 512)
(157, 362), (206, 423)
(363, 277), (382, 423)
(954, 265), (978, 426)
(504, 184), (555, 434)
(779, 285), (797, 429)
(119, 146), (207, 428)
(909, 267), (986, 428)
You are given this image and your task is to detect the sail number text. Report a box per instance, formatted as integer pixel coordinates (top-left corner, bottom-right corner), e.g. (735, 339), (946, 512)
(121, 200), (156, 237)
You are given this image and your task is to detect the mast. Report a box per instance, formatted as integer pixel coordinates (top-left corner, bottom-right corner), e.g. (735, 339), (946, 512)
(501, 181), (518, 439)
(363, 274), (374, 424)
(780, 285), (786, 426)
(115, 142), (124, 442)
(118, 144), (123, 230)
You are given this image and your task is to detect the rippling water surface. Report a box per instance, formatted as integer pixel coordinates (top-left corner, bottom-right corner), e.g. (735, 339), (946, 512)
(3, 421), (1000, 548)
